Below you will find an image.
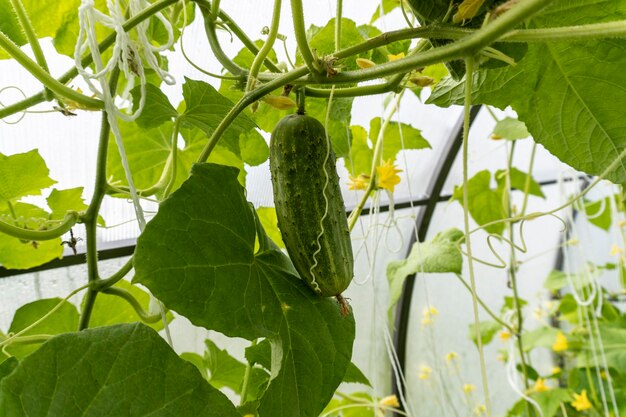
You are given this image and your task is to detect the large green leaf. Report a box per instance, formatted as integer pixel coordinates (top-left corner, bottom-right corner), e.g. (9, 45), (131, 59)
(428, 1), (626, 185)
(452, 170), (506, 235)
(347, 125), (373, 176)
(201, 339), (269, 403)
(107, 121), (245, 195)
(46, 187), (104, 226)
(305, 18), (368, 71)
(181, 78), (268, 163)
(134, 163), (355, 417)
(494, 168), (545, 198)
(0, 0), (108, 59)
(0, 202), (63, 269)
(306, 96), (354, 160)
(387, 228), (464, 316)
(0, 323), (239, 416)
(131, 83), (179, 129)
(0, 358), (17, 381)
(0, 150), (55, 202)
(370, 117), (431, 162)
(583, 196), (614, 231)
(4, 298), (79, 360)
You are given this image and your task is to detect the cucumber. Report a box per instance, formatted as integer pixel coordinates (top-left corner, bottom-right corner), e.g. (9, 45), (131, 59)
(270, 113), (354, 301)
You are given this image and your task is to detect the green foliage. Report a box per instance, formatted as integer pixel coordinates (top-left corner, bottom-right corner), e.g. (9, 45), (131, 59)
(4, 298), (78, 359)
(452, 170), (506, 235)
(492, 117), (530, 141)
(370, 117), (430, 162)
(0, 323), (239, 416)
(2, 1), (626, 415)
(428, 1), (626, 184)
(387, 228), (463, 317)
(134, 164), (355, 417)
(468, 320), (501, 346)
(583, 196), (615, 231)
(0, 150), (55, 202)
(86, 279), (173, 331)
(0, 202), (63, 269)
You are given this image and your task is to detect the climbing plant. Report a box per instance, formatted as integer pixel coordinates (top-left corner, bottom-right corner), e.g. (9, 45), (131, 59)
(0, 0), (625, 416)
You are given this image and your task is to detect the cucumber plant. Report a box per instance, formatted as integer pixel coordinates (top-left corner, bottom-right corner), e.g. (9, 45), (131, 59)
(0, 0), (626, 416)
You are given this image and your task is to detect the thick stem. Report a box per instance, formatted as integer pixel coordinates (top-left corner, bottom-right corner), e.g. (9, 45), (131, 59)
(0, 0), (179, 120)
(0, 211), (78, 241)
(462, 56), (493, 417)
(245, 0), (282, 93)
(79, 69), (120, 331)
(335, 0), (343, 52)
(303, 0), (554, 84)
(9, 0), (53, 101)
(240, 339), (258, 405)
(0, 30), (103, 110)
(101, 287), (163, 323)
(290, 0), (320, 73)
(93, 257), (134, 291)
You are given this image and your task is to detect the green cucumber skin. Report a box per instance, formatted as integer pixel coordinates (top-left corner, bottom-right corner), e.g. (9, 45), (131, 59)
(270, 113), (354, 297)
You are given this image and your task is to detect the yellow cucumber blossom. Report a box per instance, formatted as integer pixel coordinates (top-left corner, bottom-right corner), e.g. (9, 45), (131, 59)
(530, 378), (550, 393)
(348, 174), (369, 190)
(498, 330), (512, 341)
(376, 160), (402, 192)
(387, 52), (405, 61)
(552, 331), (568, 352)
(445, 351), (459, 362)
(418, 365), (432, 380)
(571, 389), (593, 411)
(378, 395), (400, 408)
(356, 58), (376, 69)
(463, 383), (476, 393)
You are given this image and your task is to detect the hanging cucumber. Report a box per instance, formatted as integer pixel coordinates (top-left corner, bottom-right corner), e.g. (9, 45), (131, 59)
(270, 111), (354, 312)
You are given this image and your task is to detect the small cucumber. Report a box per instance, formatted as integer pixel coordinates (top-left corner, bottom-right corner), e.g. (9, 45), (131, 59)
(270, 113), (354, 302)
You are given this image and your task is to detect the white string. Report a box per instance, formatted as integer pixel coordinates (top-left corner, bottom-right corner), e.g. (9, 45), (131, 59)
(74, 0), (176, 346)
(505, 339), (545, 417)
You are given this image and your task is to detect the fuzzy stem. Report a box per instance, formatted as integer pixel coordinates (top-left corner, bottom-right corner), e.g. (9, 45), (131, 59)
(0, 30), (103, 110)
(462, 55), (493, 417)
(290, 0), (320, 73)
(9, 0), (53, 101)
(245, 0), (282, 93)
(0, 211), (78, 241)
(101, 287), (163, 323)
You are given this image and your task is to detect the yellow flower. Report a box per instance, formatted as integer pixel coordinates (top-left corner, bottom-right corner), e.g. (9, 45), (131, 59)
(261, 95), (296, 110)
(348, 174), (369, 190)
(388, 52), (405, 61)
(571, 389), (593, 411)
(445, 351), (459, 362)
(610, 245), (624, 256)
(474, 404), (487, 416)
(376, 160), (402, 192)
(356, 58), (376, 69)
(530, 378), (550, 393)
(499, 331), (512, 341)
(533, 308), (544, 320)
(421, 306), (438, 325)
(552, 331), (568, 352)
(418, 365), (432, 380)
(618, 220), (626, 228)
(463, 383), (476, 393)
(551, 366), (562, 375)
(379, 395), (400, 408)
